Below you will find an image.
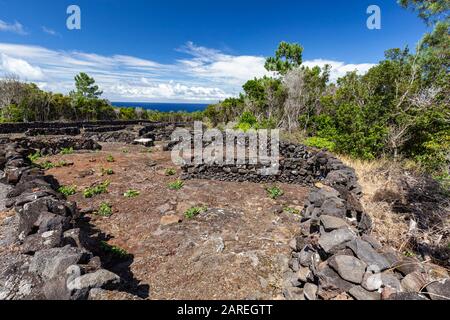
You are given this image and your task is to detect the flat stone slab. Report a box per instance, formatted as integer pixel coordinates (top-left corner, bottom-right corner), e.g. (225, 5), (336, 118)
(318, 228), (356, 253)
(320, 215), (348, 231)
(349, 286), (381, 300)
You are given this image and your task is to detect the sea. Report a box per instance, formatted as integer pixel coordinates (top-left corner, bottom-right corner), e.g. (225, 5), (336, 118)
(111, 102), (210, 113)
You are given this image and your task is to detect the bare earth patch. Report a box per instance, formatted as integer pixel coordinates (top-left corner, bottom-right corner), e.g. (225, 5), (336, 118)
(45, 142), (309, 299)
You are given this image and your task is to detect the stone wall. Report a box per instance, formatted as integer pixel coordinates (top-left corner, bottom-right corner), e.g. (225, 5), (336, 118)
(0, 141), (137, 300)
(181, 141), (449, 300)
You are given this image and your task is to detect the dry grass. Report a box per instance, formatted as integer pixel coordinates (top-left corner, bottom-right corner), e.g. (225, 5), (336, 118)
(339, 156), (412, 250)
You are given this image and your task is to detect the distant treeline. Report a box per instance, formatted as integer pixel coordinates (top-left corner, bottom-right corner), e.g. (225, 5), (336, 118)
(0, 73), (204, 124)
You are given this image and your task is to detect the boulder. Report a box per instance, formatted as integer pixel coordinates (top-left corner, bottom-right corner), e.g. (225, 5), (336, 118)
(387, 292), (428, 300)
(328, 255), (367, 284)
(317, 263), (354, 295)
(426, 278), (450, 300)
(67, 269), (121, 299)
(303, 283), (318, 300)
(348, 286), (381, 300)
(401, 272), (427, 293)
(320, 215), (348, 231)
(29, 246), (86, 280)
(318, 228), (356, 254)
(347, 238), (390, 271)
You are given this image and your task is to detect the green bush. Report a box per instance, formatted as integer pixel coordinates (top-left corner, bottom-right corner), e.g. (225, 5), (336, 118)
(101, 167), (114, 176)
(58, 185), (77, 196)
(100, 241), (129, 259)
(304, 137), (336, 151)
(106, 155), (115, 163)
(184, 206), (208, 219)
(266, 186), (284, 199)
(27, 151), (42, 163)
(168, 180), (184, 190)
(123, 189), (140, 198)
(60, 147), (74, 155)
(97, 202), (113, 217)
(83, 180), (110, 198)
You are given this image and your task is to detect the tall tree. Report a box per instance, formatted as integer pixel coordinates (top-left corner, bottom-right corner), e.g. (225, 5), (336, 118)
(71, 72), (103, 99)
(398, 0), (449, 25)
(265, 42), (303, 75)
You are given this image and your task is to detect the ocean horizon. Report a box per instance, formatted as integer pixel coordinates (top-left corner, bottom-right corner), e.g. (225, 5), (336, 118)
(111, 102), (211, 113)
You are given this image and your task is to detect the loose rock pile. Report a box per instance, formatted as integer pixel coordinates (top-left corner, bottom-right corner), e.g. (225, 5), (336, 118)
(0, 141), (134, 300)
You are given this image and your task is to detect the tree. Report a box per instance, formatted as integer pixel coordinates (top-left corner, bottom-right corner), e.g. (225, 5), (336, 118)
(71, 72), (103, 99)
(398, 0), (449, 25)
(265, 42), (303, 75)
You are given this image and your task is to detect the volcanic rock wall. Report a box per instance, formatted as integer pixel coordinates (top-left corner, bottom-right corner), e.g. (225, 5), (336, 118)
(0, 139), (135, 300)
(181, 142), (450, 300)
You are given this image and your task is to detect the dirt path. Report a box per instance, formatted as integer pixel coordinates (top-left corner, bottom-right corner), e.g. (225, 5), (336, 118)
(45, 142), (309, 299)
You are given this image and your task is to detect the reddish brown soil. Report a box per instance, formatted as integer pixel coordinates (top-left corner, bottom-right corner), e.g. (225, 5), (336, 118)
(44, 142), (309, 300)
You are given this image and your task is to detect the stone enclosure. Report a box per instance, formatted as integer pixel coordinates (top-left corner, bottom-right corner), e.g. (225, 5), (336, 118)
(0, 121), (449, 300)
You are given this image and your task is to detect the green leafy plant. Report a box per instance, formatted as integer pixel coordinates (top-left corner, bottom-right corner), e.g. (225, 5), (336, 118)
(100, 241), (129, 259)
(83, 180), (110, 198)
(60, 147), (74, 155)
(58, 185), (77, 196)
(27, 151), (41, 163)
(165, 168), (177, 176)
(40, 160), (71, 170)
(123, 189), (140, 198)
(106, 155), (115, 163)
(101, 167), (114, 176)
(168, 180), (184, 190)
(96, 202), (113, 217)
(122, 149), (129, 153)
(267, 186), (284, 199)
(184, 206), (208, 219)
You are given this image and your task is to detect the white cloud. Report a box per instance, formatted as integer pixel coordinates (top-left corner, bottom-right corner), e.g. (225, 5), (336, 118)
(0, 41), (376, 102)
(302, 59), (376, 82)
(0, 19), (27, 35)
(0, 53), (44, 80)
(42, 26), (58, 36)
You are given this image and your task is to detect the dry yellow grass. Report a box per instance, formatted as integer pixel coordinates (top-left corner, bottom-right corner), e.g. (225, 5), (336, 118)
(338, 156), (412, 250)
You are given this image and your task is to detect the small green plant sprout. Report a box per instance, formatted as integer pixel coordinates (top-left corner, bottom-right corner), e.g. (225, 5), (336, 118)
(41, 161), (55, 170)
(58, 185), (77, 196)
(266, 186), (284, 199)
(106, 155), (115, 163)
(60, 147), (74, 155)
(284, 207), (301, 215)
(83, 180), (110, 198)
(165, 168), (177, 176)
(168, 180), (184, 190)
(96, 202), (113, 217)
(101, 167), (114, 176)
(122, 149), (129, 153)
(100, 241), (130, 259)
(27, 151), (41, 163)
(403, 250), (416, 258)
(184, 206), (208, 219)
(123, 189), (140, 198)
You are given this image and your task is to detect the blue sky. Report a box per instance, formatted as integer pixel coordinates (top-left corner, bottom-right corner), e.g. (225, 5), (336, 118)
(0, 0), (430, 102)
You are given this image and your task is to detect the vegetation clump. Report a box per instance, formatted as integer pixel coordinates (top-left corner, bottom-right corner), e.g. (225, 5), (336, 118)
(58, 185), (77, 196)
(123, 189), (140, 198)
(168, 180), (184, 190)
(83, 180), (110, 198)
(266, 186), (284, 199)
(184, 206), (208, 219)
(96, 202), (113, 217)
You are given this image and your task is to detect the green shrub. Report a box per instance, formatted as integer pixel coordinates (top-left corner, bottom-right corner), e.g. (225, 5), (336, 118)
(304, 137), (336, 151)
(168, 180), (184, 190)
(83, 180), (110, 198)
(100, 241), (129, 259)
(165, 168), (177, 176)
(123, 189), (140, 198)
(266, 186), (284, 199)
(27, 151), (41, 163)
(60, 147), (74, 155)
(184, 206), (208, 219)
(106, 155), (115, 163)
(58, 185), (77, 196)
(96, 202), (113, 217)
(101, 167), (114, 176)
(40, 160), (71, 170)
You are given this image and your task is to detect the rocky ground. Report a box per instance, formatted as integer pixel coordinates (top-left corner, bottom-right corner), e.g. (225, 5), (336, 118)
(34, 142), (310, 299)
